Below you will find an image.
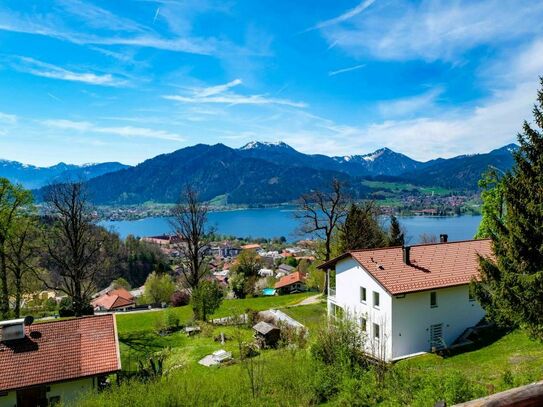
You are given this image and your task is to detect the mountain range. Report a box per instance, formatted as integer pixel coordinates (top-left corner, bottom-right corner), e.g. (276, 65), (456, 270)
(0, 160), (129, 189)
(1, 142), (517, 205)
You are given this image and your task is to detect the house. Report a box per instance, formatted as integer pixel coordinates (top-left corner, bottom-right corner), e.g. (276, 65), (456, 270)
(253, 321), (281, 347)
(275, 272), (307, 294)
(258, 268), (274, 277)
(240, 243), (261, 251)
(91, 287), (135, 312)
(277, 264), (295, 274)
(319, 239), (493, 362)
(0, 314), (121, 406)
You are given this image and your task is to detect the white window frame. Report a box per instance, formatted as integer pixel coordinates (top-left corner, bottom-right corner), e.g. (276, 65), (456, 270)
(360, 286), (367, 303)
(373, 291), (380, 308)
(373, 323), (380, 340)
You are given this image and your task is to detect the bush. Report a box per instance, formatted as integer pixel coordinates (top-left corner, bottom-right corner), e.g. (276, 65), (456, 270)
(164, 309), (180, 332)
(191, 280), (223, 321)
(171, 291), (190, 307)
(59, 297), (75, 317)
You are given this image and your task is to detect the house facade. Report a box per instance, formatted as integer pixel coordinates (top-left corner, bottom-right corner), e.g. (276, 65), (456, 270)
(0, 314), (121, 407)
(320, 239), (492, 361)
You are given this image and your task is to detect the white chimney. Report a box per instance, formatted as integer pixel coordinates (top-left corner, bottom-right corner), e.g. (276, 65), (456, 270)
(0, 316), (33, 342)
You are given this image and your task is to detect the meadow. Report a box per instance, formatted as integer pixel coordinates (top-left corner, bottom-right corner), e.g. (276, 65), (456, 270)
(75, 296), (543, 406)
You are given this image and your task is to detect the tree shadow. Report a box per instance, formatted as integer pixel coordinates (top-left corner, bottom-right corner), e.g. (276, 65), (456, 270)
(119, 331), (166, 355)
(441, 325), (510, 359)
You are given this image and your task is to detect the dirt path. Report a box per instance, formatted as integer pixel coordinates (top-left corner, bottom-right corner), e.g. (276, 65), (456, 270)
(295, 294), (323, 306)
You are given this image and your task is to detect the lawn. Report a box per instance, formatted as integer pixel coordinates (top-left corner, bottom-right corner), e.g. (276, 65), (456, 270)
(115, 292), (316, 372)
(115, 292), (314, 334)
(79, 299), (543, 406)
(401, 329), (543, 391)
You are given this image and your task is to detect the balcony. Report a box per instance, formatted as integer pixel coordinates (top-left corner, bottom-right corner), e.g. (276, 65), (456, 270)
(328, 287), (336, 299)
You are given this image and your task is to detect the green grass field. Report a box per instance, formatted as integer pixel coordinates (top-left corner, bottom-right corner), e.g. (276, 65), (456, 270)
(115, 292), (314, 334)
(77, 294), (543, 406)
(116, 293), (316, 372)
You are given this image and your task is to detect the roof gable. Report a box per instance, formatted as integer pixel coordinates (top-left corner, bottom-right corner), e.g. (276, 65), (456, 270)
(320, 239), (493, 295)
(274, 271), (305, 289)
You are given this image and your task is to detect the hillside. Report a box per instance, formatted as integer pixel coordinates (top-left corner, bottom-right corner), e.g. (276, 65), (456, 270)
(83, 144), (366, 205)
(401, 144), (517, 190)
(26, 141), (518, 205)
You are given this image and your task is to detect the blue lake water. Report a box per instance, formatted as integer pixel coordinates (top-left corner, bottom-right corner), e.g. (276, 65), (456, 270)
(99, 207), (482, 244)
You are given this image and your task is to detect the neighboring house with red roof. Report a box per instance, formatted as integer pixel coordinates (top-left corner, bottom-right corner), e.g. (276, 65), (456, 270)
(91, 287), (135, 312)
(0, 314), (121, 406)
(274, 271), (307, 294)
(318, 238), (493, 362)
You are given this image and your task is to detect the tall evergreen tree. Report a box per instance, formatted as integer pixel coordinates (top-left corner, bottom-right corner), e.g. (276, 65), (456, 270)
(388, 215), (405, 246)
(340, 201), (387, 252)
(474, 79), (543, 338)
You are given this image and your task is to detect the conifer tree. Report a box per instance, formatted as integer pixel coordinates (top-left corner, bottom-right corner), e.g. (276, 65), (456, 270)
(388, 215), (405, 246)
(340, 202), (387, 252)
(474, 79), (543, 338)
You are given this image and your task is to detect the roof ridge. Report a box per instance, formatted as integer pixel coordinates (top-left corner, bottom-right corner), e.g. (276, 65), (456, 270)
(348, 238), (491, 254)
(35, 314), (113, 327)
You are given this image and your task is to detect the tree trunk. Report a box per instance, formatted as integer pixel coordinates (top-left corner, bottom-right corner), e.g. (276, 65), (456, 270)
(0, 248), (9, 318)
(14, 275), (21, 318)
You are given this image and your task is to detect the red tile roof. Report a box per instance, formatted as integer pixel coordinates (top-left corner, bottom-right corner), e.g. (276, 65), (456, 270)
(0, 314), (121, 392)
(275, 271), (305, 289)
(319, 239), (493, 295)
(91, 288), (134, 310)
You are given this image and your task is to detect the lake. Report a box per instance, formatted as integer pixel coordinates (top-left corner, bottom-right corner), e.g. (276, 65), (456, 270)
(99, 207), (482, 244)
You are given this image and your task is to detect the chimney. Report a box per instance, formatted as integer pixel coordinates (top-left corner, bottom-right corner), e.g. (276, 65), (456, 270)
(440, 234), (448, 243)
(403, 246), (411, 265)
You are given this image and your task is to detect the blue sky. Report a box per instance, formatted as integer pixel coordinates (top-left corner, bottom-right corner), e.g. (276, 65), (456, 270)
(1, 0), (543, 166)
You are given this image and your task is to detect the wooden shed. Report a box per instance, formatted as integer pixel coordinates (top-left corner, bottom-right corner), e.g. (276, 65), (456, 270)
(252, 321), (280, 347)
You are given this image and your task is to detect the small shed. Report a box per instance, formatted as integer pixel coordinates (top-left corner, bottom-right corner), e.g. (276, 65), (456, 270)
(253, 321), (280, 347)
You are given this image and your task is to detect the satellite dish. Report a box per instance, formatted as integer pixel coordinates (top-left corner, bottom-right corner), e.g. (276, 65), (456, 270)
(24, 316), (34, 326)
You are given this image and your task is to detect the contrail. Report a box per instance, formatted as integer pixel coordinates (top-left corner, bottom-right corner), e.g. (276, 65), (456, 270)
(153, 7), (160, 24)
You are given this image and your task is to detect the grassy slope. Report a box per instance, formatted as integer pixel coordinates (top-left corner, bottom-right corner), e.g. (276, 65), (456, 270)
(78, 299), (543, 406)
(116, 293), (315, 372)
(116, 292), (313, 334)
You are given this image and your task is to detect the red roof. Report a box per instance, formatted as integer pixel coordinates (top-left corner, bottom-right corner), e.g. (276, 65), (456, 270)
(319, 239), (493, 295)
(275, 272), (305, 289)
(0, 314), (121, 392)
(91, 288), (134, 310)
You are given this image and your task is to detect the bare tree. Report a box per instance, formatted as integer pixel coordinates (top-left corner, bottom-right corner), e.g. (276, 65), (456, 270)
(296, 179), (348, 294)
(170, 187), (211, 290)
(0, 178), (32, 318)
(419, 233), (438, 244)
(41, 182), (103, 316)
(6, 217), (39, 318)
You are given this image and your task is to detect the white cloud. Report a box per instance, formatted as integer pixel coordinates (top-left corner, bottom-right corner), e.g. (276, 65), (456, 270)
(328, 63), (366, 76)
(377, 88), (443, 118)
(43, 119), (185, 142)
(0, 112), (17, 124)
(10, 57), (128, 86)
(321, 0), (543, 62)
(163, 79), (307, 108)
(308, 0), (375, 31)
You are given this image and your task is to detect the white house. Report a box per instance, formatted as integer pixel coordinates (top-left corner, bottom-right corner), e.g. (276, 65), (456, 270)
(319, 238), (493, 362)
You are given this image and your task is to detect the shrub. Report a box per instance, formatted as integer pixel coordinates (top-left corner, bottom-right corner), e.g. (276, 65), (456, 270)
(191, 280), (223, 321)
(164, 309), (180, 332)
(171, 290), (190, 307)
(59, 297), (75, 317)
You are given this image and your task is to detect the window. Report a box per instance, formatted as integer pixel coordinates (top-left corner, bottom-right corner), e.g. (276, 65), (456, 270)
(360, 287), (367, 303)
(373, 291), (380, 308)
(430, 323), (444, 349)
(430, 291), (438, 308)
(360, 317), (367, 332)
(373, 323), (380, 339)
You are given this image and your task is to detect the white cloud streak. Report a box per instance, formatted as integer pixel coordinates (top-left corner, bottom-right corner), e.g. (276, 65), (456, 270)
(328, 63), (366, 76)
(0, 112), (17, 124)
(308, 0), (375, 31)
(163, 79), (307, 108)
(43, 120), (185, 142)
(10, 57), (128, 86)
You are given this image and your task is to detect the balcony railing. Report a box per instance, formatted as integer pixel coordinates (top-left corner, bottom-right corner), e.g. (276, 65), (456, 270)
(329, 287), (336, 297)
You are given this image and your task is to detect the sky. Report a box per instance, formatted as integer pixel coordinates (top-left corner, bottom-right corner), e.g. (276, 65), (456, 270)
(1, 0), (543, 166)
